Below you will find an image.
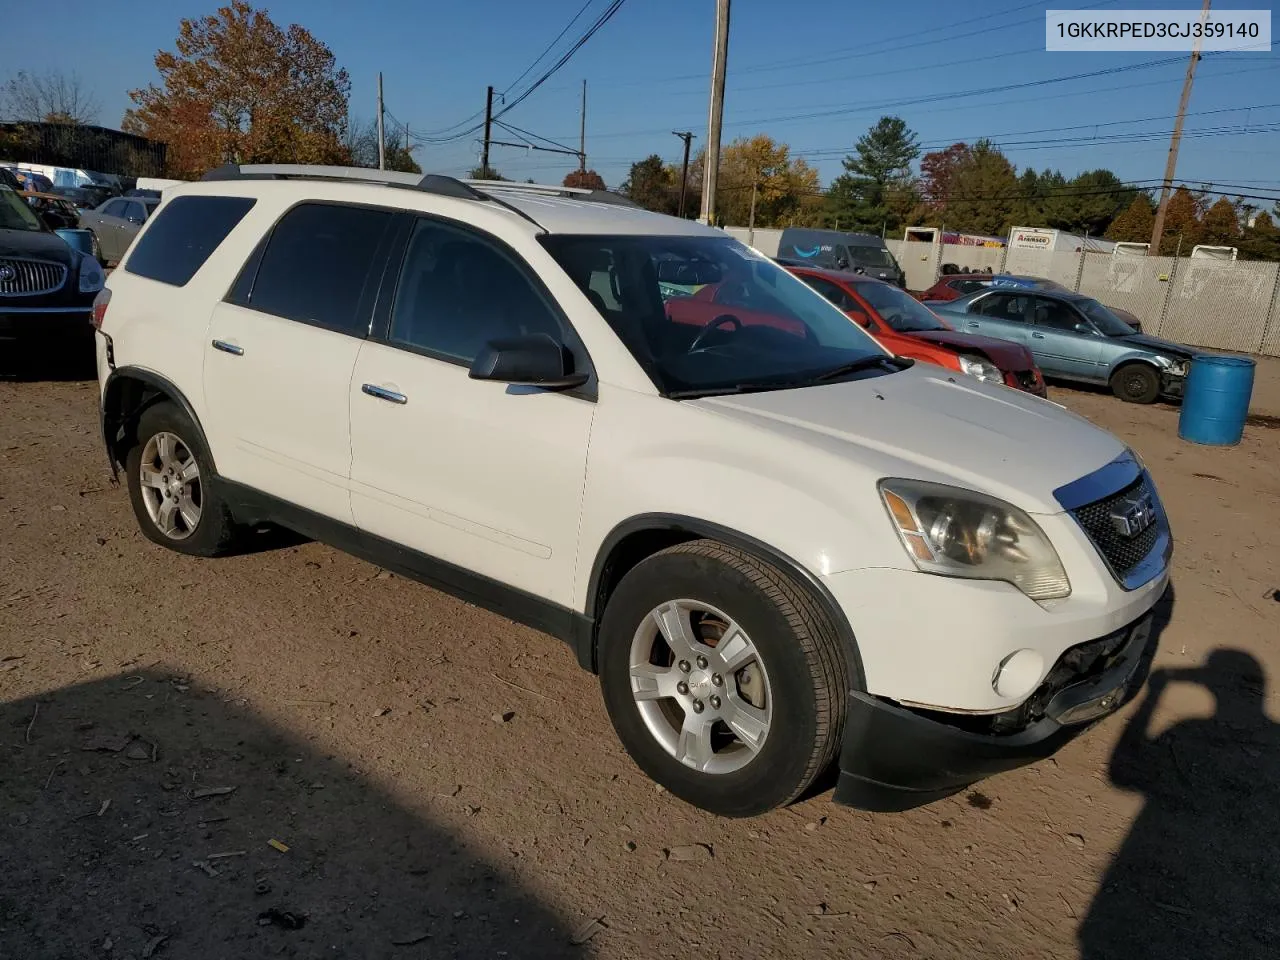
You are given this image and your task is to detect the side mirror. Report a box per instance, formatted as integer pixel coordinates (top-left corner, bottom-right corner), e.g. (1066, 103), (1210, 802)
(1074, 322), (1093, 335)
(848, 310), (873, 329)
(835, 258), (849, 270)
(468, 332), (589, 390)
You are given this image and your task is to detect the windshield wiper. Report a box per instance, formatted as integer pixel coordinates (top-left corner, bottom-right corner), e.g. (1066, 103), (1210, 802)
(667, 355), (911, 400)
(812, 354), (912, 382)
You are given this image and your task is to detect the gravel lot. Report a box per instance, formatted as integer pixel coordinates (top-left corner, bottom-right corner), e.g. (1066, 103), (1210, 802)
(2, 374), (1277, 959)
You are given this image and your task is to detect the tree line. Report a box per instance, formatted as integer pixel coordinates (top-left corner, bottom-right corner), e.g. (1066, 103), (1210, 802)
(5, 2), (1275, 261)
(617, 116), (1280, 261)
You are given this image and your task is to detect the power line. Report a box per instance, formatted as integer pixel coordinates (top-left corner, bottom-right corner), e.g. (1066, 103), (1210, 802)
(501, 0), (598, 97)
(493, 0), (628, 122)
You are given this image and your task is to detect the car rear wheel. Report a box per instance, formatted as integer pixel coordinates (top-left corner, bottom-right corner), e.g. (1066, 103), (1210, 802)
(125, 402), (242, 556)
(598, 540), (850, 817)
(1110, 363), (1161, 404)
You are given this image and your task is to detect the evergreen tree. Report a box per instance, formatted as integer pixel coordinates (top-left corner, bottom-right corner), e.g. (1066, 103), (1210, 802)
(826, 116), (919, 233)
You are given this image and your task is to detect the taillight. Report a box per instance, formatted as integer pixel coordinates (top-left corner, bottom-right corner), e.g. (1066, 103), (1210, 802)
(92, 288), (111, 330)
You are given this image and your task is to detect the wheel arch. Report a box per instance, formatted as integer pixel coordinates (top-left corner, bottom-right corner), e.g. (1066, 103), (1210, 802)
(1105, 353), (1164, 380)
(101, 367), (215, 478)
(583, 513), (866, 688)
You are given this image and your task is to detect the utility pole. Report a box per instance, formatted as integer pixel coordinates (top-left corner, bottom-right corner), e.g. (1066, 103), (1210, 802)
(578, 79), (587, 172)
(376, 72), (386, 170)
(1150, 0), (1211, 254)
(672, 131), (694, 218)
(747, 178), (758, 245)
(481, 85), (495, 178)
(699, 0), (730, 224)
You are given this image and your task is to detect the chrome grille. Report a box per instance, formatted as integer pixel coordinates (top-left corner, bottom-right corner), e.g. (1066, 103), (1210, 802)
(1070, 472), (1164, 579)
(0, 258), (68, 297)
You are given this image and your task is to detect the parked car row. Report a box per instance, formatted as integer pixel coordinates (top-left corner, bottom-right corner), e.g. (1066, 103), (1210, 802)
(88, 164), (1172, 818)
(918, 272), (1145, 332)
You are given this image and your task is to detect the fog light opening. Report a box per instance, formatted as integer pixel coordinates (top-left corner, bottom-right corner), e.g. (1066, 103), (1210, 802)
(992, 649), (1045, 700)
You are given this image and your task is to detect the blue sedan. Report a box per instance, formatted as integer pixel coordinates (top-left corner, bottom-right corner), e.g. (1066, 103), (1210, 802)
(927, 287), (1197, 403)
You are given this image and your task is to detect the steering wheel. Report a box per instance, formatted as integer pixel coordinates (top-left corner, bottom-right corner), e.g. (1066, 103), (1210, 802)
(687, 314), (742, 353)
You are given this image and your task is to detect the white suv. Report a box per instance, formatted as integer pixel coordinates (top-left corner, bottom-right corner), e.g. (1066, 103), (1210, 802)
(93, 165), (1171, 816)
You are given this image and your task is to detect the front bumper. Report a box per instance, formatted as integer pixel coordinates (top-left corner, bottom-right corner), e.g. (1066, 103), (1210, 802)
(1004, 367), (1047, 398)
(833, 609), (1161, 810)
(1160, 371), (1185, 399)
(0, 304), (94, 347)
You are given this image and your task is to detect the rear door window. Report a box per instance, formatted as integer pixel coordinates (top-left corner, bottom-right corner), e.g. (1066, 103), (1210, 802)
(973, 293), (1030, 322)
(246, 202), (396, 337)
(125, 195), (257, 287)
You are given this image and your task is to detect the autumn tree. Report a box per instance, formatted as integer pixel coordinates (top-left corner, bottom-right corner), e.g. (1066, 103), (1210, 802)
(1106, 194), (1156, 242)
(123, 1), (351, 179)
(564, 169), (606, 190)
(468, 165), (505, 180)
(2, 70), (100, 124)
(1157, 186), (1201, 255)
(826, 116), (920, 233)
(621, 155), (677, 214)
(917, 143), (970, 212)
(713, 135), (821, 227)
(1199, 197), (1241, 247)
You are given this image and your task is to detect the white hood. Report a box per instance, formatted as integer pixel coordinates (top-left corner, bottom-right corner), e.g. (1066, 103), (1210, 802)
(690, 364), (1124, 514)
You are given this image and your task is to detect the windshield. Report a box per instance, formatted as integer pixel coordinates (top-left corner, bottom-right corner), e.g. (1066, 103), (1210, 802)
(853, 281), (948, 332)
(1077, 298), (1135, 337)
(848, 244), (897, 269)
(541, 234), (894, 396)
(0, 187), (43, 231)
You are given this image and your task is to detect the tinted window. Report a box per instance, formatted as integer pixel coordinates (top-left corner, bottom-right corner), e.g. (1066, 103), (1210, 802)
(126, 195), (257, 287)
(249, 202), (395, 336)
(121, 201), (145, 222)
(388, 218), (563, 362)
(973, 293), (1029, 322)
(1031, 297), (1084, 331)
(100, 199), (127, 217)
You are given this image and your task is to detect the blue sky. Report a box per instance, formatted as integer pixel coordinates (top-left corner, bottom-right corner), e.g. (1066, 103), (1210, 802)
(2, 0), (1277, 197)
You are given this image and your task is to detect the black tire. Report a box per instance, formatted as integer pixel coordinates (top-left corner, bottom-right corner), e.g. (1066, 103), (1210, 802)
(598, 540), (850, 817)
(124, 401), (242, 557)
(1110, 363), (1161, 404)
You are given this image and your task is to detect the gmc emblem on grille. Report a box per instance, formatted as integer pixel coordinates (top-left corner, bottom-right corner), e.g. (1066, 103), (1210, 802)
(1110, 494), (1157, 538)
(0, 264), (15, 283)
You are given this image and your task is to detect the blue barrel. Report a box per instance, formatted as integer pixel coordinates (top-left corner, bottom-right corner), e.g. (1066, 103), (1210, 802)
(1178, 355), (1256, 445)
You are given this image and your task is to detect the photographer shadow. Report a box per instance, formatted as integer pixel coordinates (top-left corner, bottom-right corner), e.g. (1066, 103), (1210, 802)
(1079, 644), (1280, 959)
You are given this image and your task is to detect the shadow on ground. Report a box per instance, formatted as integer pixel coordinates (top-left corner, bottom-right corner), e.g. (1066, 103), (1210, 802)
(1081, 588), (1280, 959)
(0, 671), (578, 958)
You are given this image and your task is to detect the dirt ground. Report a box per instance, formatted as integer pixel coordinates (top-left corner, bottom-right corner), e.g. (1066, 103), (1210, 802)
(2, 374), (1278, 960)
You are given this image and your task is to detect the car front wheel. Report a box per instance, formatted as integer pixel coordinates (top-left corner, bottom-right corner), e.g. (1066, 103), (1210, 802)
(1110, 363), (1161, 404)
(598, 540), (850, 817)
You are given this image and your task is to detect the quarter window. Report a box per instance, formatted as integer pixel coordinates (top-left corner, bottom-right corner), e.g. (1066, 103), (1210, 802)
(387, 218), (564, 362)
(126, 195), (257, 287)
(248, 202), (395, 336)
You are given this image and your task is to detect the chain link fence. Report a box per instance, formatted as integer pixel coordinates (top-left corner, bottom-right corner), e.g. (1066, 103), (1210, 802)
(723, 225), (1280, 358)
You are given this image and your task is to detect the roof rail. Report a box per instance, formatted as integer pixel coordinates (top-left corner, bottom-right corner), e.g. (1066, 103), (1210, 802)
(464, 179), (640, 209)
(201, 163), (490, 202)
(198, 164), (639, 223)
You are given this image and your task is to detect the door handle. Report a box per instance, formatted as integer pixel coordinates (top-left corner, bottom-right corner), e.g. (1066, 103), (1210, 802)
(1031, 332), (1046, 339)
(362, 383), (408, 405)
(965, 322), (980, 329)
(211, 339), (244, 356)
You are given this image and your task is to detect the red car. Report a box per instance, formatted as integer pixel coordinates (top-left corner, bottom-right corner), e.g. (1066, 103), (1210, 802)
(786, 266), (1047, 397)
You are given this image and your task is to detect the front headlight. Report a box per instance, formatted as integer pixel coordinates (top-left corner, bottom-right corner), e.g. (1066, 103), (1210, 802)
(1168, 358), (1189, 377)
(79, 256), (105, 294)
(879, 478), (1071, 601)
(958, 354), (1002, 383)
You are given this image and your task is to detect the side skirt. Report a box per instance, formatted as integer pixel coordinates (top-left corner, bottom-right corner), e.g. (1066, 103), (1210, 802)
(218, 479), (596, 668)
